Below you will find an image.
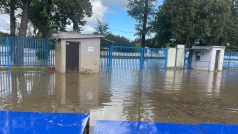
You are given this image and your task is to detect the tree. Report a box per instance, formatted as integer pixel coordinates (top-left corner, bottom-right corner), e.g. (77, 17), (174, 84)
(0, 0), (20, 36)
(153, 0), (232, 47)
(106, 33), (133, 46)
(30, 0), (92, 38)
(19, 0), (31, 37)
(94, 20), (110, 36)
(225, 0), (238, 51)
(127, 0), (156, 47)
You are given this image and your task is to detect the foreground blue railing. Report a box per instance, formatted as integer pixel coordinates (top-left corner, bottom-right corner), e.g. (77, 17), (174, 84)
(94, 120), (238, 134)
(0, 37), (55, 67)
(0, 111), (89, 134)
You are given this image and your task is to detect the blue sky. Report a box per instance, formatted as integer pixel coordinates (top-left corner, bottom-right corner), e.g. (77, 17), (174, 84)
(0, 0), (163, 40)
(105, 4), (136, 40)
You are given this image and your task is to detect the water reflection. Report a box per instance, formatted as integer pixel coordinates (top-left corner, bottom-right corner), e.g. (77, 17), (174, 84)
(0, 69), (238, 127)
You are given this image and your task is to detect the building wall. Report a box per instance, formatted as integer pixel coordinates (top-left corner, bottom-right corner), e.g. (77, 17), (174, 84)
(210, 48), (225, 71)
(192, 50), (212, 70)
(55, 38), (101, 73)
(191, 47), (225, 71)
(176, 45), (185, 68)
(167, 48), (176, 68)
(55, 40), (64, 73)
(79, 38), (101, 73)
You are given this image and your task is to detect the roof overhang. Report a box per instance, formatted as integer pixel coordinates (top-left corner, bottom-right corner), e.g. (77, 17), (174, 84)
(52, 32), (105, 40)
(191, 46), (226, 51)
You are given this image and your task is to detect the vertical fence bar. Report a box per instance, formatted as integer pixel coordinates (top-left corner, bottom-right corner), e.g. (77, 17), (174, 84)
(164, 48), (168, 69)
(6, 37), (11, 72)
(188, 50), (193, 69)
(45, 39), (49, 67)
(108, 44), (112, 67)
(140, 48), (144, 70)
(0, 37), (2, 66)
(228, 52), (231, 69)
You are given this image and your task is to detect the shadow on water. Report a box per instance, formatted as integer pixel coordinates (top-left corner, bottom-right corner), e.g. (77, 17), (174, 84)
(0, 69), (238, 127)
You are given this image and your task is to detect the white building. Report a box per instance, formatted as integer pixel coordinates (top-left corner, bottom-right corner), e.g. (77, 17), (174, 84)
(55, 32), (104, 73)
(191, 46), (225, 71)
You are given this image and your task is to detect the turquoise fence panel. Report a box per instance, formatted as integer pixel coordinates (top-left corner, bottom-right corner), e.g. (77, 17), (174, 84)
(184, 49), (193, 69)
(100, 45), (168, 70)
(223, 52), (238, 69)
(0, 37), (55, 67)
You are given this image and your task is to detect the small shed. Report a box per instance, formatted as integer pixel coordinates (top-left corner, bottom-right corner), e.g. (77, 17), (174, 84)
(55, 32), (104, 73)
(190, 46), (225, 71)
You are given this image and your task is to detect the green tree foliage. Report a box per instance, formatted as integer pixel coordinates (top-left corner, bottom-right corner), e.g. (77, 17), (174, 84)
(106, 33), (133, 46)
(0, 32), (9, 37)
(225, 0), (238, 51)
(127, 0), (156, 47)
(30, 0), (92, 38)
(0, 0), (21, 36)
(94, 20), (110, 36)
(153, 0), (232, 48)
(94, 20), (132, 46)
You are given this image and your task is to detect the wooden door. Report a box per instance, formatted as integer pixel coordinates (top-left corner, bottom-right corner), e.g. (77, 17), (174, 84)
(214, 50), (220, 71)
(66, 42), (79, 72)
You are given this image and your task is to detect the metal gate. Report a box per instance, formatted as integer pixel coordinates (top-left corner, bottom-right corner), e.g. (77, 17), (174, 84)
(101, 45), (168, 70)
(0, 37), (55, 68)
(223, 52), (238, 69)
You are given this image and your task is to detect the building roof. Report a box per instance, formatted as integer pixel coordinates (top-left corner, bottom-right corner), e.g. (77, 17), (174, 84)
(54, 32), (105, 39)
(191, 46), (225, 51)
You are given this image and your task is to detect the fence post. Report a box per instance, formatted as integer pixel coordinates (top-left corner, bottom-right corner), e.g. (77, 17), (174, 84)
(188, 50), (193, 69)
(228, 52), (231, 69)
(45, 39), (49, 67)
(164, 48), (168, 69)
(6, 37), (11, 71)
(108, 44), (113, 67)
(140, 48), (144, 69)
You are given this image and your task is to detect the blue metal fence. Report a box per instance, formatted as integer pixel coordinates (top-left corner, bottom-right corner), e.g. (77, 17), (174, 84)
(223, 52), (238, 69)
(100, 45), (168, 70)
(0, 37), (55, 67)
(184, 49), (193, 69)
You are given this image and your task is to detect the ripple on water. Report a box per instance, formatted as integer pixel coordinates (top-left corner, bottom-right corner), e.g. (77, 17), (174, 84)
(0, 69), (238, 125)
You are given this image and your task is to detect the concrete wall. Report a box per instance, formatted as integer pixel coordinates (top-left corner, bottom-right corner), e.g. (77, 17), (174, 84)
(191, 50), (212, 70)
(191, 47), (225, 71)
(210, 48), (225, 71)
(167, 48), (176, 68)
(79, 38), (101, 73)
(176, 45), (185, 68)
(167, 45), (185, 69)
(55, 38), (101, 73)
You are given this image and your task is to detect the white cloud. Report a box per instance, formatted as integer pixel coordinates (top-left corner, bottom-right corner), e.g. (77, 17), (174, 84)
(0, 0), (116, 35)
(0, 14), (10, 33)
(81, 0), (108, 34)
(101, 0), (128, 9)
(81, 25), (96, 34)
(85, 0), (108, 24)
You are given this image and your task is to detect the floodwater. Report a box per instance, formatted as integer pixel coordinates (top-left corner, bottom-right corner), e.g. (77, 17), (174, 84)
(0, 69), (238, 128)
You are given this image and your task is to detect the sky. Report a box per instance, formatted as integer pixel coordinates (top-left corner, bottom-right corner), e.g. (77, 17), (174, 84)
(0, 0), (163, 41)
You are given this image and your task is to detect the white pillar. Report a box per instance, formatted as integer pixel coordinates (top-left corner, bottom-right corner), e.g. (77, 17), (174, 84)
(167, 48), (176, 68)
(176, 45), (185, 68)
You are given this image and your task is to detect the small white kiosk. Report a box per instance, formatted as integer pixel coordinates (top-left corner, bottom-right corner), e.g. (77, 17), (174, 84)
(55, 32), (104, 73)
(191, 46), (225, 71)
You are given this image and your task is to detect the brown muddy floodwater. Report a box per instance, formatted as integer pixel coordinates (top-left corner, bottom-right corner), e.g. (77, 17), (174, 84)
(0, 69), (238, 128)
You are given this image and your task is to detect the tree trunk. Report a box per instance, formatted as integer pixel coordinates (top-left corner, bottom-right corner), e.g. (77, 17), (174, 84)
(141, 0), (149, 48)
(17, 0), (31, 65)
(19, 0), (31, 37)
(10, 0), (16, 36)
(10, 0), (16, 63)
(42, 0), (52, 38)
